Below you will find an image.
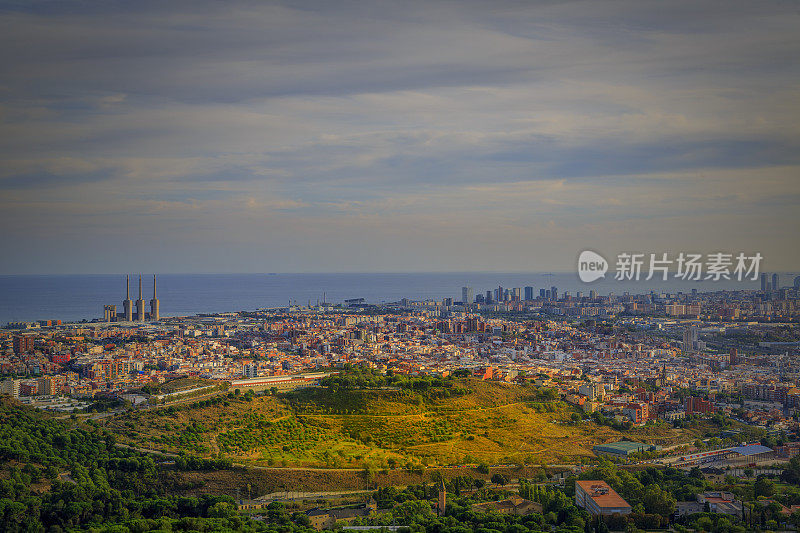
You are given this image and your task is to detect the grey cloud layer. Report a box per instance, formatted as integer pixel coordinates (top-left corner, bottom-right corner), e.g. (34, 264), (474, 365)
(0, 0), (798, 273)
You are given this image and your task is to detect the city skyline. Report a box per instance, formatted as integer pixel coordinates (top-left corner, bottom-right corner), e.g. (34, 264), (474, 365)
(1, 0), (799, 274)
(2, 3), (800, 529)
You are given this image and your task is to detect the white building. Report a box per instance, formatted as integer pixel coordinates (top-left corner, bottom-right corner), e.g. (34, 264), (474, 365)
(0, 379), (21, 398)
(242, 363), (259, 378)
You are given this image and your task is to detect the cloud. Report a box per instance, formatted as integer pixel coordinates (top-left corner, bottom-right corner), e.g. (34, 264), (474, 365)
(0, 0), (798, 272)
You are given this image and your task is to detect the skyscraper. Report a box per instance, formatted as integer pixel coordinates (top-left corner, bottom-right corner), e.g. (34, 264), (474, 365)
(461, 286), (473, 306)
(551, 286), (558, 300)
(772, 273), (779, 291)
(485, 290), (493, 303)
(123, 275), (133, 321)
(150, 274), (160, 321)
(512, 287), (521, 301)
(761, 273), (767, 292)
(135, 275), (145, 321)
(683, 326), (698, 353)
(524, 286), (534, 301)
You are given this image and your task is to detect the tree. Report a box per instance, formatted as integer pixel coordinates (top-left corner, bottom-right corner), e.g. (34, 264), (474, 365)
(789, 509), (800, 530)
(491, 473), (508, 486)
(391, 499), (433, 523)
(266, 501), (289, 524)
(697, 516), (713, 531)
(782, 453), (800, 484)
(641, 484), (676, 517)
(291, 511), (311, 527)
(207, 501), (236, 519)
(754, 477), (775, 498)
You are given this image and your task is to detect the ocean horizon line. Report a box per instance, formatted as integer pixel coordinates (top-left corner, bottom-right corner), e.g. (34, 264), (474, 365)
(0, 270), (580, 277)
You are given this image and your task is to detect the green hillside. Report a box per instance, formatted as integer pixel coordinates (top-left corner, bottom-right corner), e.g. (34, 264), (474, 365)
(0, 397), (246, 532)
(105, 376), (653, 468)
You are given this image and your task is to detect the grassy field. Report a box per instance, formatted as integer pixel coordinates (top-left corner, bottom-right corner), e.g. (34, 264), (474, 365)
(104, 379), (700, 469)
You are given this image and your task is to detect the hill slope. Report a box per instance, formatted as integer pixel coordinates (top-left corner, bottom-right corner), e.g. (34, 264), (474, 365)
(105, 379), (647, 468)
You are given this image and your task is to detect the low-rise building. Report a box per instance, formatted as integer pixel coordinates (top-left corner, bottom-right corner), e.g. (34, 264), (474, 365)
(471, 497), (542, 516)
(676, 491), (743, 517)
(306, 501), (377, 530)
(575, 480), (632, 516)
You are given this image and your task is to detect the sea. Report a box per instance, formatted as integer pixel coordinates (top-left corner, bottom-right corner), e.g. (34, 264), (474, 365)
(0, 272), (793, 326)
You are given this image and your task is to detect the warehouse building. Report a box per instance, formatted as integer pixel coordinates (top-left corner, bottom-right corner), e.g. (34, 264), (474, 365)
(592, 440), (661, 457)
(677, 444), (774, 467)
(228, 372), (334, 392)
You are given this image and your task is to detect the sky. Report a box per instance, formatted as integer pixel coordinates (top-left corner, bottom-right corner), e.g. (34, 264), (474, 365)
(0, 0), (798, 274)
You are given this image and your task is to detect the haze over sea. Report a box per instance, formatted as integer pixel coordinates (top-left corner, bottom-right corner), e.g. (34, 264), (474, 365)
(0, 272), (788, 326)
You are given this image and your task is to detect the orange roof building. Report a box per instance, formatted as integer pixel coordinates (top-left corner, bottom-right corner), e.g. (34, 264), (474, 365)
(575, 480), (632, 516)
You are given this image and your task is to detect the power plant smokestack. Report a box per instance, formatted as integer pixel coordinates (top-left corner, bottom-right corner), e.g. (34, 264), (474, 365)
(150, 274), (160, 321)
(123, 275), (133, 321)
(135, 274), (145, 321)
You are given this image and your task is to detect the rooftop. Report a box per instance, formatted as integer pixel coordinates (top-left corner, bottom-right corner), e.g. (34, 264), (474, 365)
(730, 444), (773, 456)
(576, 480), (631, 510)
